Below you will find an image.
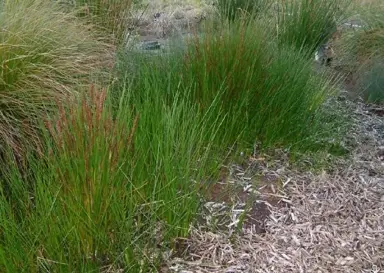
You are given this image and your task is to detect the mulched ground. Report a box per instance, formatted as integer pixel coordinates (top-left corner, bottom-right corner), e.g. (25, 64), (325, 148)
(165, 97), (384, 273)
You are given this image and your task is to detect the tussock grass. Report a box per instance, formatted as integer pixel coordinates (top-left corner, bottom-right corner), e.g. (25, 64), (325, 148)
(216, 0), (271, 21)
(360, 61), (384, 103)
(277, 0), (348, 54)
(181, 19), (335, 148)
(333, 0), (384, 102)
(116, 17), (339, 150)
(69, 0), (133, 43)
(0, 0), (113, 157)
(356, 0), (384, 29)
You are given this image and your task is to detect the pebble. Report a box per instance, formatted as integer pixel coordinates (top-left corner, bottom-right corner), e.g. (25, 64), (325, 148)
(140, 41), (161, 50)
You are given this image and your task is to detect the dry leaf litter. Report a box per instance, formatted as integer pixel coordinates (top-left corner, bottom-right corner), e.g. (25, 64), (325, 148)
(166, 96), (384, 273)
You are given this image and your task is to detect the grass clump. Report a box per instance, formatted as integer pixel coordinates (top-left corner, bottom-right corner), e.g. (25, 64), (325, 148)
(357, 0), (384, 29)
(0, 82), (222, 271)
(360, 61), (384, 103)
(338, 28), (384, 72)
(333, 0), (384, 102)
(216, 0), (270, 21)
(180, 20), (334, 149)
(69, 0), (133, 43)
(0, 0), (113, 157)
(116, 17), (339, 151)
(277, 0), (348, 54)
(1, 86), (136, 272)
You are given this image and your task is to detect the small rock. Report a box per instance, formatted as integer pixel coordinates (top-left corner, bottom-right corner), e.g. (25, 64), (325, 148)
(140, 41), (161, 50)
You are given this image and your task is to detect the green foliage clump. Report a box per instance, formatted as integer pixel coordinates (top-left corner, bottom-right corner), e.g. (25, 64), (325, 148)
(0, 83), (222, 271)
(333, 1), (384, 103)
(277, 0), (348, 54)
(216, 0), (270, 21)
(180, 20), (333, 148)
(361, 61), (384, 104)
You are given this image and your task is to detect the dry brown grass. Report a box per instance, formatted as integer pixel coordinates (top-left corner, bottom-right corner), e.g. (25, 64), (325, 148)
(0, 0), (114, 157)
(70, 0), (133, 43)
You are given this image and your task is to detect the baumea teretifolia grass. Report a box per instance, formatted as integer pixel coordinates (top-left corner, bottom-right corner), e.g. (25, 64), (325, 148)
(277, 0), (349, 55)
(181, 19), (334, 148)
(0, 81), (223, 271)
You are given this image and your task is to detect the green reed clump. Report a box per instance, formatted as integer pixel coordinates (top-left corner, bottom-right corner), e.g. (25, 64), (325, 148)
(277, 0), (348, 54)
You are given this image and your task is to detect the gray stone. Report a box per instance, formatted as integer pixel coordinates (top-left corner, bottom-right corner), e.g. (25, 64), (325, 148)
(140, 41), (161, 50)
